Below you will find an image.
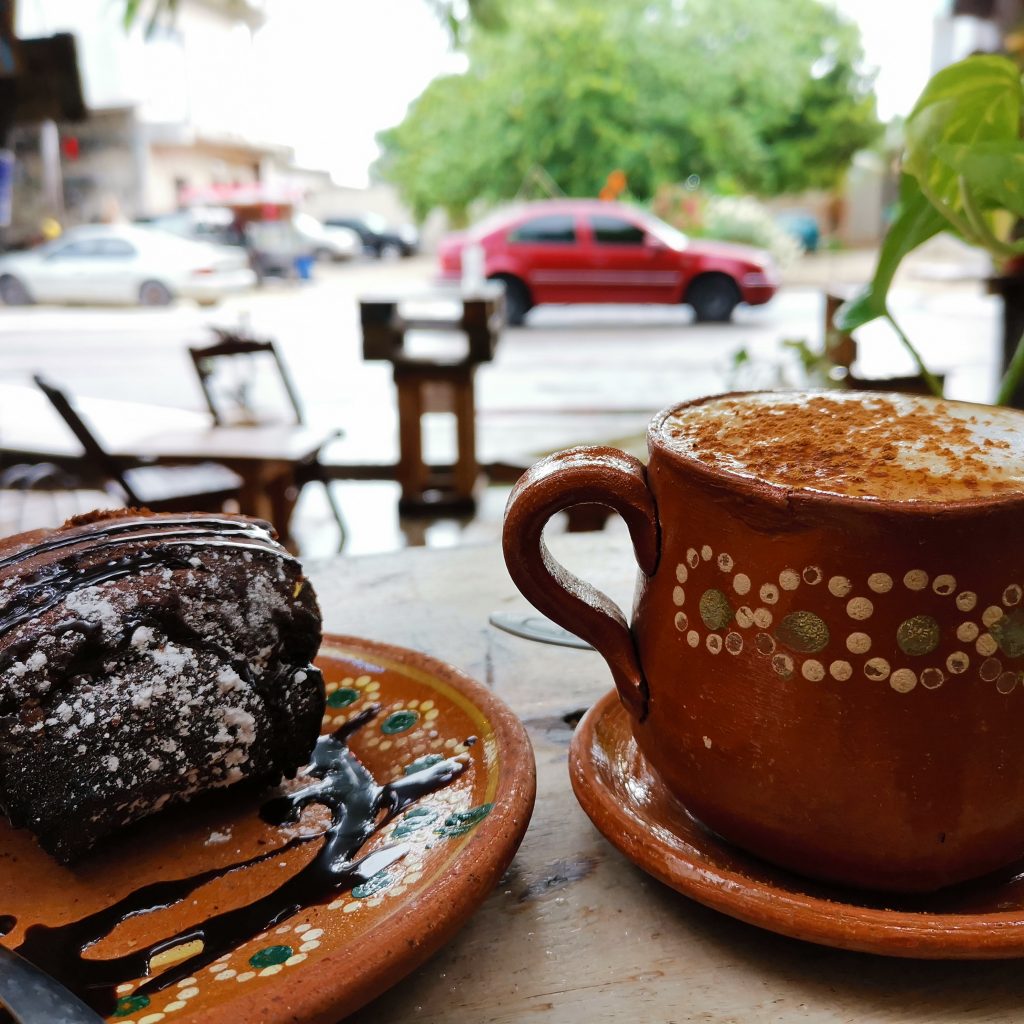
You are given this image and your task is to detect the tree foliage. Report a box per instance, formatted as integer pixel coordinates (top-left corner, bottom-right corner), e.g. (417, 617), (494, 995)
(377, 0), (881, 220)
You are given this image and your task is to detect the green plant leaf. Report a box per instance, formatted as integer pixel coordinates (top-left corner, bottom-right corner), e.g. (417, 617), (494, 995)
(834, 175), (946, 331)
(903, 55), (1023, 238)
(122, 0), (142, 30)
(934, 141), (1024, 219)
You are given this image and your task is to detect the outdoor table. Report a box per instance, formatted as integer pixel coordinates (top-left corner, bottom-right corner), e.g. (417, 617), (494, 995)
(0, 384), (328, 547)
(360, 284), (505, 515)
(312, 533), (1019, 1023)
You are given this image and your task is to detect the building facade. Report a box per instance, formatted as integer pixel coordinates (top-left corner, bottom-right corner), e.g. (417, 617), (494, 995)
(9, 0), (305, 240)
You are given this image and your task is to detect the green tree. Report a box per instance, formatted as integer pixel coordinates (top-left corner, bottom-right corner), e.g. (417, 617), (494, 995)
(377, 0), (881, 221)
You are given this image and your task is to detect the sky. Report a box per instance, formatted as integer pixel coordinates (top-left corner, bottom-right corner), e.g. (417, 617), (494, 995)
(256, 0), (950, 188)
(253, 0), (465, 187)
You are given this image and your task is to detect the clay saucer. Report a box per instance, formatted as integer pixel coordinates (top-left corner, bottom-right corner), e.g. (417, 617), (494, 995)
(0, 635), (536, 1022)
(570, 689), (1024, 959)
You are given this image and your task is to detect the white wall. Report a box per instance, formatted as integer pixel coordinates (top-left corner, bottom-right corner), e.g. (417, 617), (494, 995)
(17, 0), (268, 143)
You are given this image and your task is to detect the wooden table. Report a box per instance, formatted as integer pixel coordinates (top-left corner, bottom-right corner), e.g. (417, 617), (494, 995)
(0, 384), (329, 546)
(360, 285), (505, 515)
(312, 533), (1024, 1023)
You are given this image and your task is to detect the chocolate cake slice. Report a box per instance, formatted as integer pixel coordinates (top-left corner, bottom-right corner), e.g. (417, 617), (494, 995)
(0, 509), (325, 862)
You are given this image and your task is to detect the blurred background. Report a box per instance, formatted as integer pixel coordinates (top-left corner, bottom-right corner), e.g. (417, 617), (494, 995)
(1, 0), (1021, 555)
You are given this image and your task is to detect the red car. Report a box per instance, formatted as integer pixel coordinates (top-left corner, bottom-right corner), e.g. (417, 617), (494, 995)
(437, 199), (778, 325)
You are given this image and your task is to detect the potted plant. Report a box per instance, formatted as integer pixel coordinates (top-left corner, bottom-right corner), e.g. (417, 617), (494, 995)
(836, 54), (1024, 406)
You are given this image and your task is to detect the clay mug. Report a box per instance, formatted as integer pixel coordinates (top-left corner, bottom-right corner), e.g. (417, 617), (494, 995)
(502, 390), (1024, 892)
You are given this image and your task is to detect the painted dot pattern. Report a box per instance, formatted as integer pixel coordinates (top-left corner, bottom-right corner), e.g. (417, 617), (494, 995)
(904, 570), (929, 591)
(890, 669), (917, 693)
(998, 672), (1020, 694)
(868, 573), (893, 593)
(864, 657), (890, 681)
(779, 569), (800, 591)
(846, 632), (871, 655)
(801, 659), (825, 681)
(669, 544), (1024, 695)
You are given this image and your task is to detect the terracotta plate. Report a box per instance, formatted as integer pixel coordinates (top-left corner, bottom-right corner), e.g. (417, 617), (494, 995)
(570, 689), (1024, 959)
(0, 635), (536, 1022)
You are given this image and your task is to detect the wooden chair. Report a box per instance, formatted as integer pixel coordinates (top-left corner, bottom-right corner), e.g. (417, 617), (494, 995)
(187, 328), (347, 546)
(189, 328), (306, 427)
(0, 462), (115, 534)
(33, 375), (243, 514)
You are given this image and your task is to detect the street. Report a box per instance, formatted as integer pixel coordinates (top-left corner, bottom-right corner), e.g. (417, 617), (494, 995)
(0, 255), (1005, 555)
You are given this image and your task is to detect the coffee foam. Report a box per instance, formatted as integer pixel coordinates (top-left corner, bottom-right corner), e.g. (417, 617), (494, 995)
(657, 391), (1024, 502)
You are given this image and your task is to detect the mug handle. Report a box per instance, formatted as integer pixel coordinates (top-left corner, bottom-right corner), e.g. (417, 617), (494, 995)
(502, 446), (660, 721)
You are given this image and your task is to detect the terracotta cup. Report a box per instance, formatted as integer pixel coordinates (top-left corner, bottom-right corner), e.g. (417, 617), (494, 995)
(503, 391), (1024, 892)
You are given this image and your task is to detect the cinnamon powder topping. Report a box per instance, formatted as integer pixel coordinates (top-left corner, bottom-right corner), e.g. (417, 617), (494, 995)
(659, 392), (1024, 502)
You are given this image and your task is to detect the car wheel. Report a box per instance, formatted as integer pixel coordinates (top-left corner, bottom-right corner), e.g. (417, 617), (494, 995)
(0, 275), (32, 306)
(493, 275), (531, 327)
(379, 242), (402, 261)
(138, 280), (174, 307)
(687, 274), (740, 323)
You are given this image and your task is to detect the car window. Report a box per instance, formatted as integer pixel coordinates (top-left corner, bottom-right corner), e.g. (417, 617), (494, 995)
(508, 215), (576, 244)
(47, 239), (100, 259)
(94, 238), (137, 257)
(590, 215), (646, 246)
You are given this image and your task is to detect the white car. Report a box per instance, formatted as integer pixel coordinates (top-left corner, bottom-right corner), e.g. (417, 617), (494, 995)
(292, 213), (361, 262)
(0, 224), (257, 307)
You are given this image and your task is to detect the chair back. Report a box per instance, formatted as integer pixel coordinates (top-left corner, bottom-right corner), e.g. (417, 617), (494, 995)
(188, 328), (304, 427)
(32, 375), (143, 505)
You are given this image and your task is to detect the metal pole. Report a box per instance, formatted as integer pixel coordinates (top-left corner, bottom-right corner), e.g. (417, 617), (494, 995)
(39, 118), (64, 219)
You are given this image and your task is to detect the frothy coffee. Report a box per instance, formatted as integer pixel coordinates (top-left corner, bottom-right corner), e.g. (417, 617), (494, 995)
(657, 391), (1024, 502)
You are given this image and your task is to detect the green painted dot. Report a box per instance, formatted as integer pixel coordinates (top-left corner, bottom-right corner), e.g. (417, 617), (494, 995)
(896, 615), (941, 656)
(992, 609), (1024, 658)
(698, 589), (733, 631)
(327, 687), (359, 708)
(404, 753), (444, 775)
(249, 944), (293, 968)
(775, 611), (830, 654)
(113, 995), (150, 1017)
(352, 869), (394, 898)
(381, 709), (419, 734)
(393, 806), (439, 838)
(435, 803), (494, 838)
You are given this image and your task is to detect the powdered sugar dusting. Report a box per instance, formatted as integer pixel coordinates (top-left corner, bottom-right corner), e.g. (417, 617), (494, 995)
(0, 513), (324, 860)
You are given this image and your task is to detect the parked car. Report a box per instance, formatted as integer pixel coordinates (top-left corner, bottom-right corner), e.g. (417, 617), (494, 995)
(139, 206), (247, 249)
(436, 199), (778, 325)
(292, 213), (361, 262)
(324, 213), (419, 259)
(0, 224), (256, 307)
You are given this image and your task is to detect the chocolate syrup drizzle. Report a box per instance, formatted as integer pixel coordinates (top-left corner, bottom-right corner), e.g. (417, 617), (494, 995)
(0, 517), (297, 642)
(12, 706), (467, 1016)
